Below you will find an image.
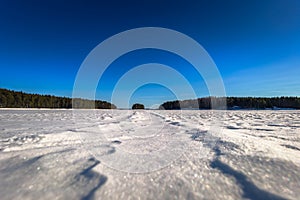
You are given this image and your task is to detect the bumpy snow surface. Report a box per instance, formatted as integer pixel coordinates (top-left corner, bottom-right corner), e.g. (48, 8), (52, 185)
(0, 109), (299, 199)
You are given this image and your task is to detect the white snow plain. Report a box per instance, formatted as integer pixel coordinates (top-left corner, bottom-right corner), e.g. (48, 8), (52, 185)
(0, 109), (299, 199)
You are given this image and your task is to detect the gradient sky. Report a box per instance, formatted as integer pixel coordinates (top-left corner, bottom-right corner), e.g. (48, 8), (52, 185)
(0, 0), (300, 108)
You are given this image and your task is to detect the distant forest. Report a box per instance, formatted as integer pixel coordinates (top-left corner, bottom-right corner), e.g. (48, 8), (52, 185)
(0, 88), (116, 109)
(1, 88), (300, 110)
(160, 96), (300, 110)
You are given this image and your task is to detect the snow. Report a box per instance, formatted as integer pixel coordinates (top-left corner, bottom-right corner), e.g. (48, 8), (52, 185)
(0, 109), (299, 199)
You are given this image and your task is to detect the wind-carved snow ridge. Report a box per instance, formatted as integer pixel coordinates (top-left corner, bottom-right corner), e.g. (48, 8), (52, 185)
(0, 149), (107, 200)
(0, 109), (299, 199)
(194, 133), (288, 199)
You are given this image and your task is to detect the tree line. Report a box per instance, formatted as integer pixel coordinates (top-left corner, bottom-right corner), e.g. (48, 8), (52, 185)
(0, 88), (116, 109)
(159, 96), (300, 110)
(132, 103), (145, 109)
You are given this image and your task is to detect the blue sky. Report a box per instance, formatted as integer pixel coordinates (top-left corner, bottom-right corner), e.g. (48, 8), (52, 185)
(0, 0), (300, 108)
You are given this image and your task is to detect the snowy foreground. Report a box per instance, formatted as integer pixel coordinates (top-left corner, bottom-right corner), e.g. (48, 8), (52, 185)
(0, 109), (299, 200)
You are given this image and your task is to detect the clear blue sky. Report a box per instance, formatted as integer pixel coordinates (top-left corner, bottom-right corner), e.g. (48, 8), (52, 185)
(0, 0), (300, 108)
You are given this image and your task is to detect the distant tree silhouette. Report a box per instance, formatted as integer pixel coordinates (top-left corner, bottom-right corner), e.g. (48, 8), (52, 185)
(0, 88), (116, 109)
(160, 96), (300, 110)
(132, 103), (145, 109)
(2, 88), (299, 110)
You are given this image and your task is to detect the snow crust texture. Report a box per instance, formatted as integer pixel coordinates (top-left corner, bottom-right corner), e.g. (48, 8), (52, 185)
(0, 109), (299, 199)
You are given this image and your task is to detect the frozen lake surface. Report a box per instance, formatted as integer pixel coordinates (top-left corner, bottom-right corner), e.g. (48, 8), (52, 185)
(0, 109), (299, 199)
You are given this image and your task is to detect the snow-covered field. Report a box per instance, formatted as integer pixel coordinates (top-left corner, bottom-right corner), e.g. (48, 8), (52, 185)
(0, 109), (299, 199)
